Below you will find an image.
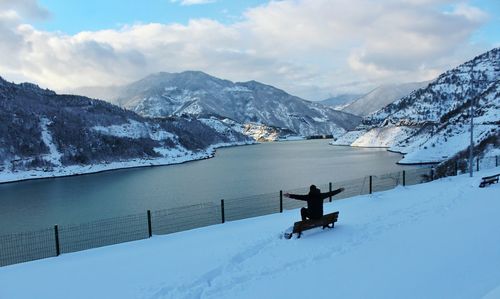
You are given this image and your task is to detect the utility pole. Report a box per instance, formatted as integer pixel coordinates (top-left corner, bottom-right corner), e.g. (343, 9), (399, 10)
(469, 97), (474, 177)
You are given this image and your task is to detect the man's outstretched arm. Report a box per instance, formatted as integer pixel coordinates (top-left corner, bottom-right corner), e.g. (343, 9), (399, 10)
(284, 193), (309, 201)
(320, 187), (345, 200)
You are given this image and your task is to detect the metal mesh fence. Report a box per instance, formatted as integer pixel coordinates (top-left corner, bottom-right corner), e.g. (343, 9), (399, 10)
(3, 158), (498, 267)
(436, 156), (499, 178)
(0, 227), (56, 266)
(335, 177), (371, 199)
(372, 171), (403, 193)
(59, 213), (149, 254)
(405, 168), (432, 186)
(225, 192), (280, 221)
(152, 202), (221, 235)
(478, 156), (499, 172)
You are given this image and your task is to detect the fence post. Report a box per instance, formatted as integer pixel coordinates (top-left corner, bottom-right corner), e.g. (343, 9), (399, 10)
(369, 176), (372, 194)
(147, 210), (152, 238)
(221, 199), (225, 223)
(430, 168), (434, 181)
(402, 170), (406, 186)
(477, 157), (480, 172)
(279, 191), (283, 213)
(54, 225), (60, 256)
(329, 182), (333, 202)
(496, 155), (498, 167)
(455, 160), (458, 176)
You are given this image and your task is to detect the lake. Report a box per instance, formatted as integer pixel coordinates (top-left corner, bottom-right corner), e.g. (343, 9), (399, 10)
(0, 140), (416, 234)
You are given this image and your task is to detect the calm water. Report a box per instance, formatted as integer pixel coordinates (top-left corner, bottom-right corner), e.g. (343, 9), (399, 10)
(0, 140), (414, 234)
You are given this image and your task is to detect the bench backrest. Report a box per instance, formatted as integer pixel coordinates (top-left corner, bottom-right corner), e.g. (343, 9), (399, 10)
(482, 173), (500, 180)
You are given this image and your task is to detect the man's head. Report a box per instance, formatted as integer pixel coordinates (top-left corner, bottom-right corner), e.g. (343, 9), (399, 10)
(309, 184), (320, 194)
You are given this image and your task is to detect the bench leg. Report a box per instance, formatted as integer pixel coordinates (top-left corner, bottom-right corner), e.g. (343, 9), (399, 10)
(322, 223), (334, 229)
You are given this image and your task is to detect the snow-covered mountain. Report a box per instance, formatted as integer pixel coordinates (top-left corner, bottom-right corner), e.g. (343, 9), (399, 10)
(334, 47), (499, 164)
(0, 77), (252, 182)
(395, 81), (499, 164)
(341, 82), (429, 117)
(318, 94), (362, 110)
(368, 49), (499, 124)
(100, 71), (361, 138)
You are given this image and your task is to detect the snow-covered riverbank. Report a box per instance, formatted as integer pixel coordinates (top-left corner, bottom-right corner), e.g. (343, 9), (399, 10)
(1, 167), (499, 299)
(0, 141), (254, 184)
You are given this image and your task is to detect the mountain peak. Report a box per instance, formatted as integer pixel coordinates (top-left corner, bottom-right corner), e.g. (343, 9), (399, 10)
(112, 71), (361, 136)
(179, 70), (212, 77)
(341, 81), (429, 117)
(238, 80), (266, 88)
(131, 70), (234, 92)
(145, 70), (227, 82)
(237, 80), (290, 96)
(475, 46), (499, 60)
(0, 77), (56, 96)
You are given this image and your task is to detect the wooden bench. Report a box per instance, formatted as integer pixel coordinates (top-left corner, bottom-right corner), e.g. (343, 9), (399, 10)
(479, 173), (500, 188)
(285, 211), (339, 239)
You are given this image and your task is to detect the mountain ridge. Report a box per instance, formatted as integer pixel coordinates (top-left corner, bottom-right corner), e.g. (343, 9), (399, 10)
(0, 77), (252, 182)
(342, 81), (430, 117)
(75, 71), (362, 139)
(318, 94), (363, 110)
(335, 47), (499, 164)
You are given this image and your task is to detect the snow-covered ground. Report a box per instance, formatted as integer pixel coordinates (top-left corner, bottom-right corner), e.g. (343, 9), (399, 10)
(1, 168), (499, 299)
(330, 129), (367, 146)
(397, 124), (498, 164)
(351, 126), (418, 148)
(40, 118), (63, 167)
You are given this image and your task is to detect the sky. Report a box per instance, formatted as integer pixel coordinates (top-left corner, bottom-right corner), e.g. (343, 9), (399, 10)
(0, 0), (498, 100)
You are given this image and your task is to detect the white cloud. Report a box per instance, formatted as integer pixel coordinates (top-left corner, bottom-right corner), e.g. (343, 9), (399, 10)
(0, 0), (49, 20)
(447, 3), (489, 22)
(0, 0), (494, 100)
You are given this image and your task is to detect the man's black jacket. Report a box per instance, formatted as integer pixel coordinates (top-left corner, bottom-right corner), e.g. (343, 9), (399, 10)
(288, 188), (343, 219)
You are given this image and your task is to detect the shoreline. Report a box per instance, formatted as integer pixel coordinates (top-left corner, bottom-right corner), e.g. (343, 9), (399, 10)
(329, 143), (390, 149)
(386, 149), (406, 155)
(0, 141), (255, 185)
(396, 161), (440, 166)
(330, 143), (390, 149)
(1, 139), (442, 185)
(332, 144), (443, 165)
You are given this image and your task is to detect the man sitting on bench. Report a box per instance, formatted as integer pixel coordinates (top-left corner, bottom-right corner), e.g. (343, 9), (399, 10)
(284, 185), (344, 220)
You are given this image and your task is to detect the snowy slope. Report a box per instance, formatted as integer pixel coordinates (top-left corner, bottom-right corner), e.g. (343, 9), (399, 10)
(369, 48), (499, 124)
(396, 81), (499, 163)
(340, 48), (499, 162)
(330, 129), (367, 146)
(351, 126), (420, 148)
(342, 81), (429, 117)
(102, 71), (361, 137)
(318, 94), (362, 110)
(1, 168), (499, 299)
